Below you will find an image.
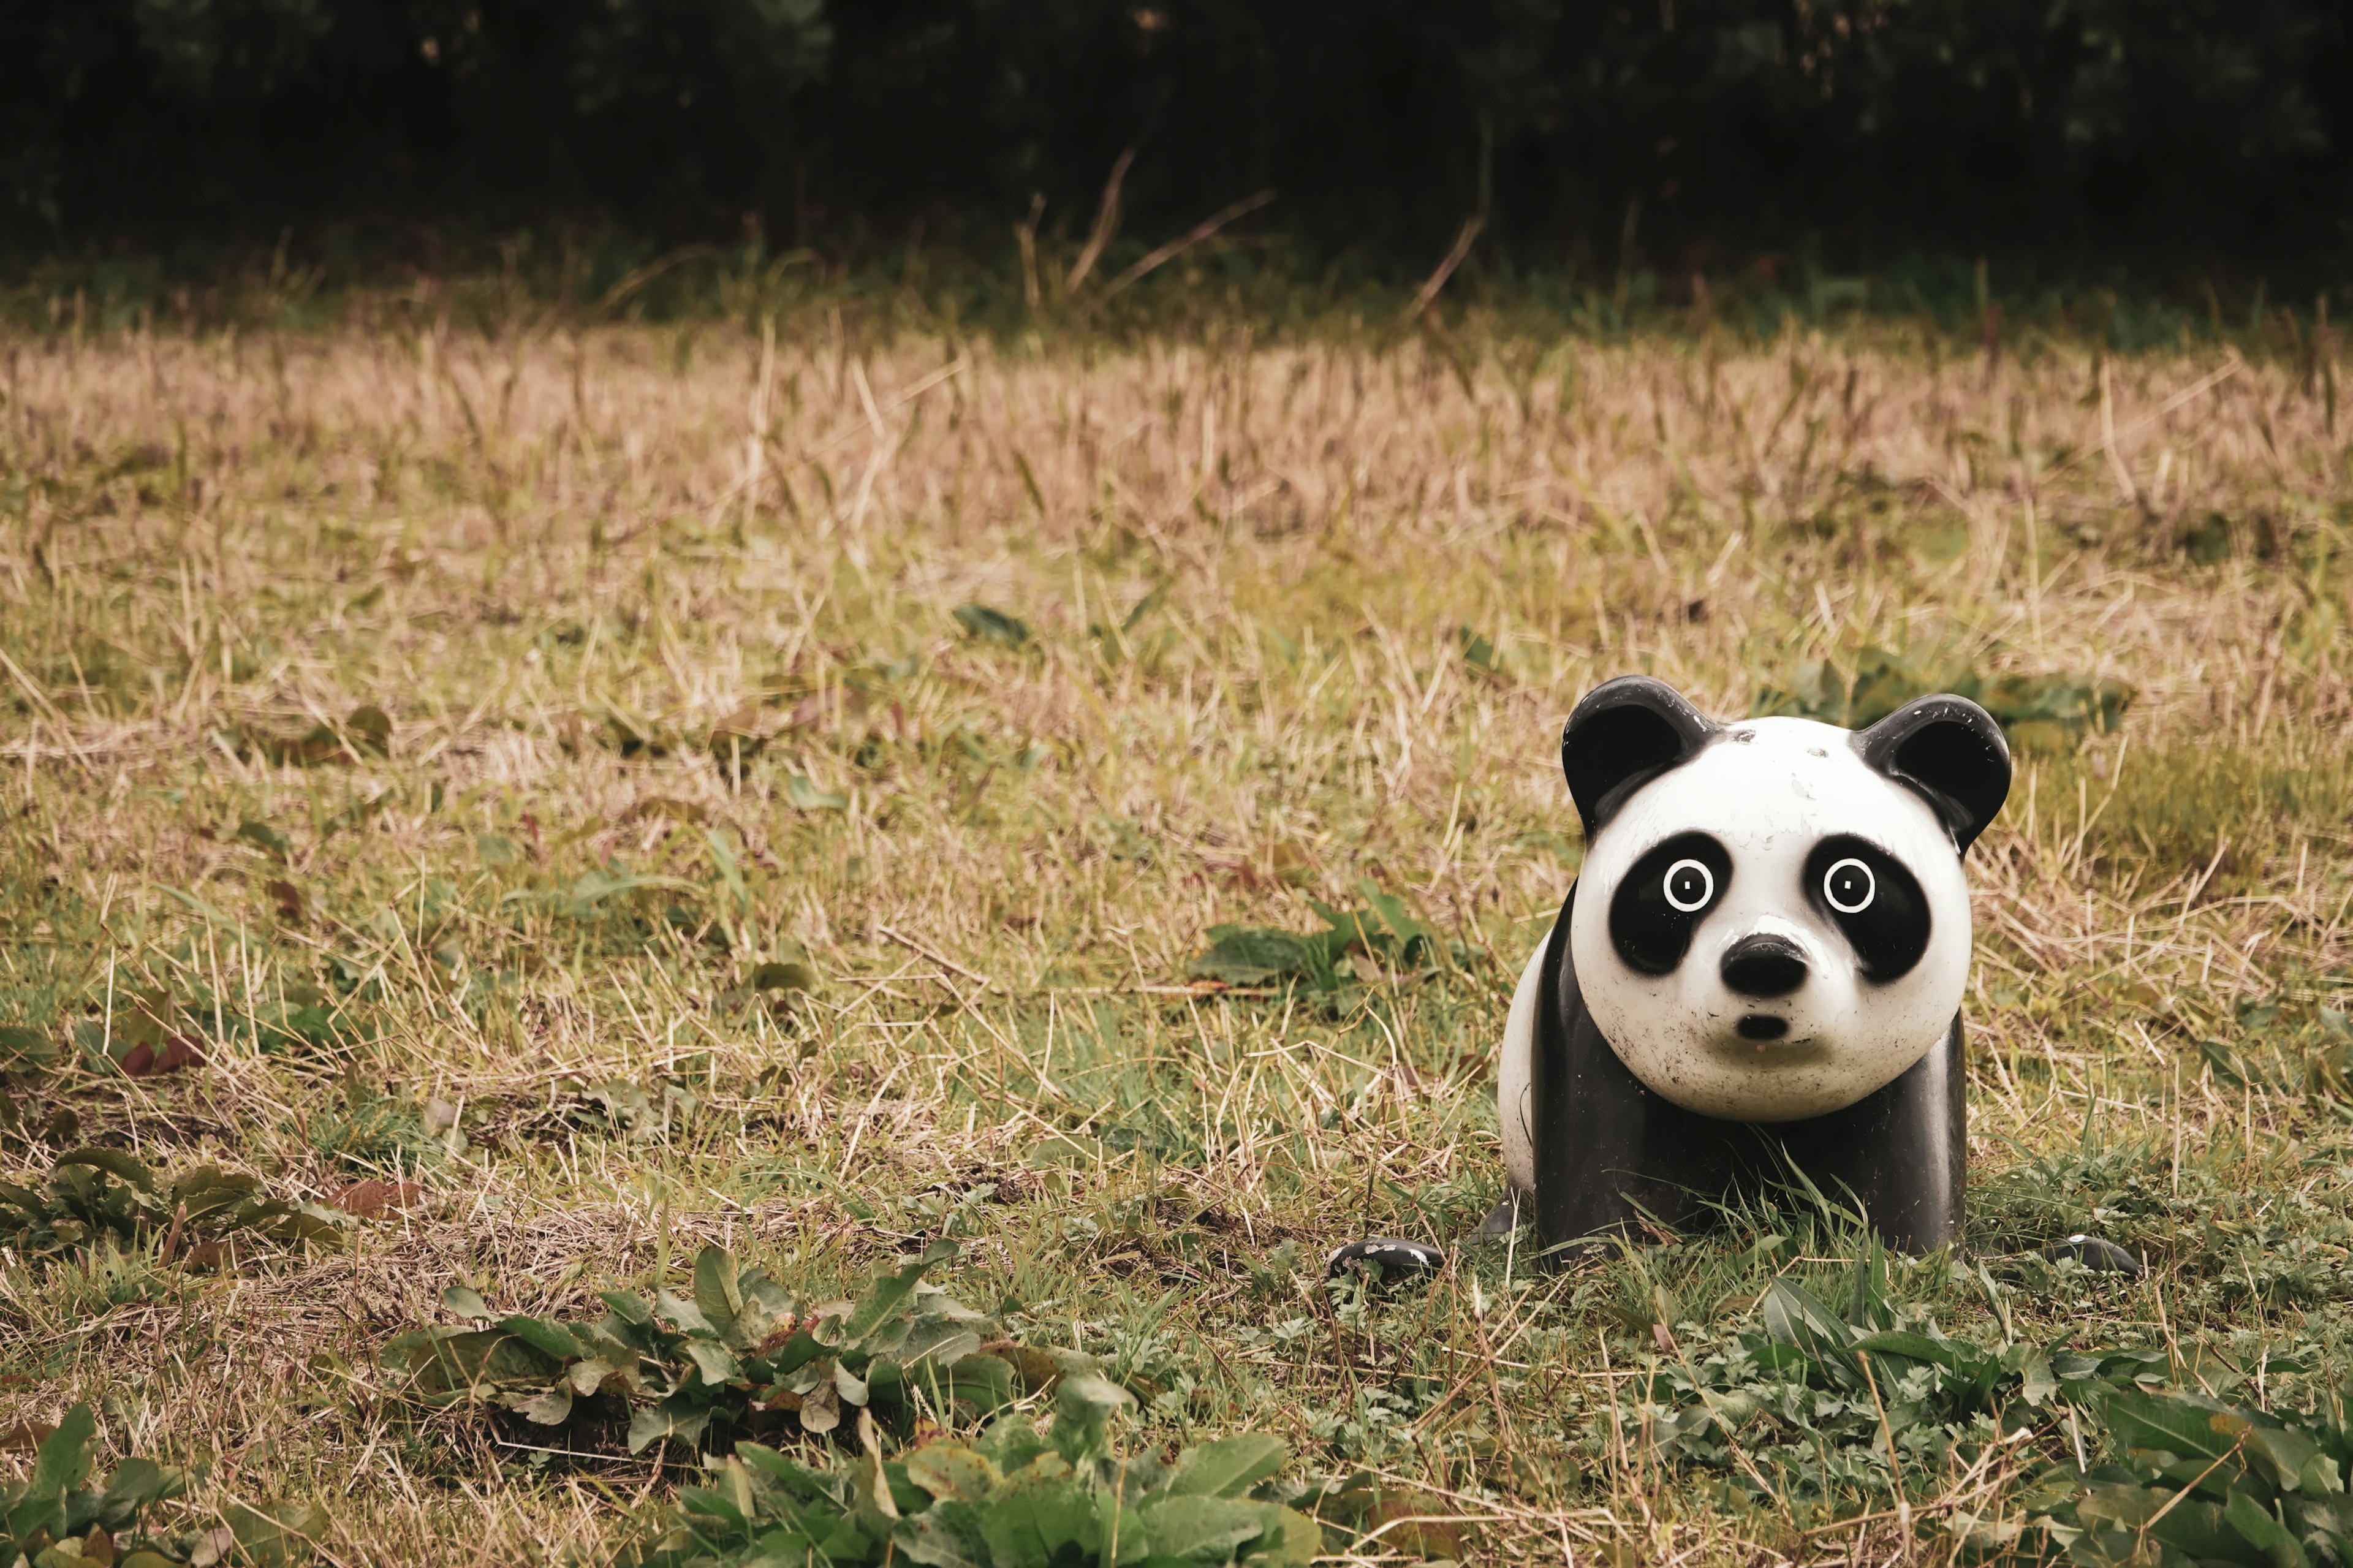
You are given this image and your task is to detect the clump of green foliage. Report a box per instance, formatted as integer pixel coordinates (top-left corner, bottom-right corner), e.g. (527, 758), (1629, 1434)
(1613, 1222), (2353, 1568)
(1755, 646), (2132, 754)
(0, 1147), (348, 1265)
(1186, 882), (1456, 989)
(1, 1403), (187, 1566)
(385, 1241), (1018, 1455)
(1629, 1246), (2167, 1508)
(0, 1024), (59, 1137)
(618, 1373), (1320, 1568)
(2027, 1381), (2353, 1567)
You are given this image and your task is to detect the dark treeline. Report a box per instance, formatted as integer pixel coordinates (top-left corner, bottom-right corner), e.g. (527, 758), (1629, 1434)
(5, 0), (2350, 281)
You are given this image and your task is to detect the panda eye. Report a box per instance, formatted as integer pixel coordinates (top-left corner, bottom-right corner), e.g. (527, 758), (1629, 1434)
(1805, 835), (1930, 981)
(1612, 833), (1732, 975)
(1823, 858), (1874, 914)
(1662, 859), (1715, 913)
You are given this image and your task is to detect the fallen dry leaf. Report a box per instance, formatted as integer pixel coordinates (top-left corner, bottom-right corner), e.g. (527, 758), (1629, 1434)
(332, 1179), (426, 1218)
(123, 1035), (207, 1077)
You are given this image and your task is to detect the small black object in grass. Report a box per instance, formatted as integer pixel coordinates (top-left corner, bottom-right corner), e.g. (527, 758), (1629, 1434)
(2039, 1233), (2145, 1276)
(1326, 1237), (1444, 1283)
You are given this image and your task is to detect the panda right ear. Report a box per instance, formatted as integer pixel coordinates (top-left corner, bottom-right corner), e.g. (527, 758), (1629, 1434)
(1562, 676), (1721, 838)
(1852, 694), (2012, 854)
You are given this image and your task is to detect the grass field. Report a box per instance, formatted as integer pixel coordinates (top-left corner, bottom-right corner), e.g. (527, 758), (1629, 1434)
(0, 292), (2348, 1564)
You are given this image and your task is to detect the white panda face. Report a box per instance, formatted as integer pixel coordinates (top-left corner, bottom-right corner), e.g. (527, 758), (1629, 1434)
(1567, 716), (1976, 1122)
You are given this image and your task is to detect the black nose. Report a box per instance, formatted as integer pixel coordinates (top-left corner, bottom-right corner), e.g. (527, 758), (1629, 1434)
(1722, 935), (1808, 997)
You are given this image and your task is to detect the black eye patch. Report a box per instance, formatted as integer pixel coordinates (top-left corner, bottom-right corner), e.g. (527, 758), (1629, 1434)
(1803, 835), (1932, 981)
(1608, 833), (1733, 975)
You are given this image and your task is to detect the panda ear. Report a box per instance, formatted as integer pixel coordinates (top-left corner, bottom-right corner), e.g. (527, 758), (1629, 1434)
(1852, 695), (2013, 854)
(1561, 676), (1721, 838)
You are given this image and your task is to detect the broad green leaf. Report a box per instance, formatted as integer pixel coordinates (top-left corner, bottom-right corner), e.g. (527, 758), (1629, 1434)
(842, 1242), (957, 1344)
(224, 1499), (330, 1568)
(567, 1357), (624, 1396)
(629, 1404), (711, 1455)
(942, 1354), (1018, 1414)
(2295, 1494), (2353, 1564)
(694, 1247), (743, 1341)
(1186, 926), (1319, 987)
(2224, 1488), (2308, 1568)
(674, 1484), (748, 1531)
(1087, 1492), (1153, 1568)
(904, 1445), (999, 1503)
(93, 1456), (184, 1529)
(2147, 1496), (2256, 1564)
(764, 1328), (826, 1377)
(172, 1167), (260, 1216)
(2021, 1353), (2059, 1407)
(894, 1320), (983, 1370)
(732, 1271), (796, 1347)
(566, 871), (702, 912)
(1356, 881), (1431, 960)
(394, 1328), (564, 1396)
(701, 825), (751, 909)
(974, 1415), (1053, 1478)
(894, 1501), (991, 1568)
(1052, 1374), (1135, 1464)
(7, 1403), (94, 1544)
(496, 1316), (587, 1361)
(654, 1281), (715, 1328)
(2076, 1485), (2164, 1530)
(2105, 1390), (2254, 1471)
(1309, 901), (1389, 958)
(1164, 1434), (1287, 1499)
(54, 1147), (157, 1192)
(1760, 1278), (1855, 1356)
(980, 1478), (1099, 1568)
(345, 705), (393, 753)
(850, 1444), (900, 1540)
(1847, 1330), (1986, 1374)
(779, 1357), (831, 1399)
(507, 1386), (574, 1425)
(0, 1025), (58, 1071)
(2242, 1422), (2336, 1496)
(599, 1288), (657, 1327)
(733, 1444), (839, 1505)
(686, 1339), (742, 1387)
(1251, 1505), (1325, 1567)
(265, 1200), (354, 1246)
(442, 1285), (492, 1321)
(1135, 1494), (1271, 1561)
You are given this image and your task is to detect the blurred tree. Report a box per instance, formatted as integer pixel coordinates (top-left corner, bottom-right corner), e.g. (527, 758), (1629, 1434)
(1, 0), (2345, 272)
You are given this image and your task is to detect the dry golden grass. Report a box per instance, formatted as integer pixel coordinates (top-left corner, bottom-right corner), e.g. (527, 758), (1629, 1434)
(0, 301), (2346, 1563)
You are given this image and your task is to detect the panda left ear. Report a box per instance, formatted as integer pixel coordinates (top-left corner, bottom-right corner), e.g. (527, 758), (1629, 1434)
(1852, 695), (2012, 854)
(1562, 676), (1721, 838)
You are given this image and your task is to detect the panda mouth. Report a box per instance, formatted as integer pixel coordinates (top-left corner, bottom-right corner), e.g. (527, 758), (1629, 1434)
(1735, 1014), (1790, 1043)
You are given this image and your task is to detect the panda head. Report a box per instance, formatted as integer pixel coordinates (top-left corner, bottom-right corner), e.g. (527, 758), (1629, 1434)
(1563, 676), (2011, 1123)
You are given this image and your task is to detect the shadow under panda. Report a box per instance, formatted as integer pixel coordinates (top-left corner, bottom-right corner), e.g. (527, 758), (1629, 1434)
(1495, 676), (2012, 1257)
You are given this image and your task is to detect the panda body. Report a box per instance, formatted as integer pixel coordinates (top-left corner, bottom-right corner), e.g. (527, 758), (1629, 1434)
(1497, 679), (2011, 1254)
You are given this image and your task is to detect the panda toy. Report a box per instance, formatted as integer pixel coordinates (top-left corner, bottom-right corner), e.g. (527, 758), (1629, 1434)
(1495, 675), (2012, 1255)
